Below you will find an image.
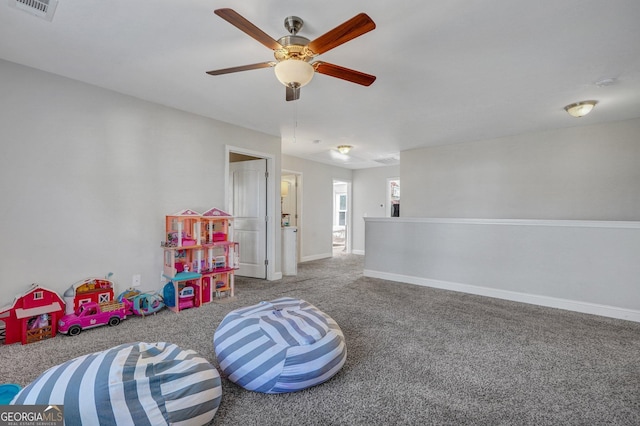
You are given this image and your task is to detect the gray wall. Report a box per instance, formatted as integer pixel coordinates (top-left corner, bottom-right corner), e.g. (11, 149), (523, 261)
(0, 59), (281, 302)
(364, 218), (640, 321)
(363, 118), (640, 321)
(401, 118), (640, 220)
(352, 165), (400, 253)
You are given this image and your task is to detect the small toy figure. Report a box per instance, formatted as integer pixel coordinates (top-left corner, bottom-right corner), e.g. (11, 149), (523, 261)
(28, 313), (50, 330)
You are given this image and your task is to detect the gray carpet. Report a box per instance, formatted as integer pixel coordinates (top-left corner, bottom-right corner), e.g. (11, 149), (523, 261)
(2, 253), (639, 425)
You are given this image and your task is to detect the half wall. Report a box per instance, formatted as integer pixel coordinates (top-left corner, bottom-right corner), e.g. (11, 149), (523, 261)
(364, 218), (640, 322)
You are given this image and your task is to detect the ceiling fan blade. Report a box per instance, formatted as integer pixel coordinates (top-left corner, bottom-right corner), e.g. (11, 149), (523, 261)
(206, 62), (274, 76)
(286, 85), (301, 102)
(313, 62), (376, 86)
(307, 13), (375, 55)
(214, 8), (282, 50)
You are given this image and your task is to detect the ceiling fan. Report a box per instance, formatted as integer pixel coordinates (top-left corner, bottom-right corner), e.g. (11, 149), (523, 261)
(207, 8), (376, 101)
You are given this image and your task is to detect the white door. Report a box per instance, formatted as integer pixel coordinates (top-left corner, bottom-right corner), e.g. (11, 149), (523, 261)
(229, 159), (267, 278)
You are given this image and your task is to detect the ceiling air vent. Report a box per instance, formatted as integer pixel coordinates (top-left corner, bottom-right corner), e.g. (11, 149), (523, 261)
(8, 0), (58, 22)
(374, 156), (400, 165)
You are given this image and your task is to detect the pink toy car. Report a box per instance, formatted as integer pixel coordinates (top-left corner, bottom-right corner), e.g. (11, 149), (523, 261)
(58, 300), (132, 336)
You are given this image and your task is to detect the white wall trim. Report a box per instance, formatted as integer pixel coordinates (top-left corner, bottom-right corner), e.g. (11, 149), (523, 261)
(364, 217), (640, 229)
(352, 249), (365, 255)
(364, 269), (640, 323)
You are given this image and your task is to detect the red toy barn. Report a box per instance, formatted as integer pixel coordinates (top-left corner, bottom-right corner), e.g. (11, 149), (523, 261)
(63, 277), (115, 315)
(0, 284), (65, 345)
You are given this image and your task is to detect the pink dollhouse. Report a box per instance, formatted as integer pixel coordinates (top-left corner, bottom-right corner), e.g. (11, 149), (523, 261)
(162, 209), (204, 313)
(0, 284), (65, 345)
(63, 277), (115, 315)
(200, 207), (238, 299)
(161, 207), (238, 312)
(201, 207), (231, 244)
(165, 209), (202, 249)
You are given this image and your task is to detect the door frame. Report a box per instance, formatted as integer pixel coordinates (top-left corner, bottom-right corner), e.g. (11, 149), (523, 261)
(225, 145), (279, 280)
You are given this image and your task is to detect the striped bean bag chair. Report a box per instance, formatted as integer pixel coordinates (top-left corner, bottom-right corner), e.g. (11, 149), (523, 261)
(214, 297), (347, 394)
(11, 342), (222, 426)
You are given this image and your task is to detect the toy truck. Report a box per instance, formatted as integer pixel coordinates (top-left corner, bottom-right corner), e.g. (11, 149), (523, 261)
(58, 300), (132, 336)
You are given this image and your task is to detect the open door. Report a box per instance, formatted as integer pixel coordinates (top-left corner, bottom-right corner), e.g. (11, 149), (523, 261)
(229, 158), (267, 278)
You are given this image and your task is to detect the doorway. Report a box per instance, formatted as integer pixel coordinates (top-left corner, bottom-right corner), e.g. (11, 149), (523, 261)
(227, 148), (275, 280)
(281, 171), (302, 275)
(332, 180), (351, 255)
(387, 177), (400, 217)
(280, 173), (298, 227)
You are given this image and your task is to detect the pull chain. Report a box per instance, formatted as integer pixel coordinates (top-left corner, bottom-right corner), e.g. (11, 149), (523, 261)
(293, 101), (298, 143)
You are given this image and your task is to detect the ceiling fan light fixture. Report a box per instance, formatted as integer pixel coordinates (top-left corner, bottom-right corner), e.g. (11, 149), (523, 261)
(337, 145), (352, 155)
(209, 10), (377, 101)
(274, 60), (314, 88)
(564, 100), (598, 118)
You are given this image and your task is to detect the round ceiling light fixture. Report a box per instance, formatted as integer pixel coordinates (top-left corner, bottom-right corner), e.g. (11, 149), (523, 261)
(564, 100), (598, 118)
(274, 60), (314, 88)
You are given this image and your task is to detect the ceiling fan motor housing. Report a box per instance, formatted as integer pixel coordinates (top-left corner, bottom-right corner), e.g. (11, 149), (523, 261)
(275, 35), (313, 62)
(284, 16), (304, 35)
(275, 17), (314, 92)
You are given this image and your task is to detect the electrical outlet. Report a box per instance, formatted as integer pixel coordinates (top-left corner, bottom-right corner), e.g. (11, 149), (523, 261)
(160, 271), (165, 282)
(132, 274), (141, 287)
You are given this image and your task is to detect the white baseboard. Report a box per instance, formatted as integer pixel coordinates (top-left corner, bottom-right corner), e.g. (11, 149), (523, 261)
(352, 249), (365, 255)
(363, 269), (640, 323)
(300, 253), (333, 262)
(270, 272), (283, 281)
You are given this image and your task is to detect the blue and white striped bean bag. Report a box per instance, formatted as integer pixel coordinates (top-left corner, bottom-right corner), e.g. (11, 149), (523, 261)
(11, 342), (222, 426)
(214, 297), (347, 394)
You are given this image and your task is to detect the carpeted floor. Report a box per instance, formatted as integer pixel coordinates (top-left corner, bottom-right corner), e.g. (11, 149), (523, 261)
(1, 253), (639, 425)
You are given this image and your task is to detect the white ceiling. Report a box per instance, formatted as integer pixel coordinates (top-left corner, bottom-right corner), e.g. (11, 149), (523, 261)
(2, 0), (640, 169)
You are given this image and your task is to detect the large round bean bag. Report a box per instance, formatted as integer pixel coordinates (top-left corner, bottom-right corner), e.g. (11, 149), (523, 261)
(214, 297), (347, 394)
(11, 342), (222, 426)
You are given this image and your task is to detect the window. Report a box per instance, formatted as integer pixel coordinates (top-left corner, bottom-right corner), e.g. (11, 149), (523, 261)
(338, 194), (347, 226)
(33, 291), (43, 300)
